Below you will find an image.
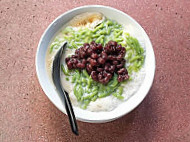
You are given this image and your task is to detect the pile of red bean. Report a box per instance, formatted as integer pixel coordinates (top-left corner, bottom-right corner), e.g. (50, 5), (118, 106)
(65, 41), (129, 84)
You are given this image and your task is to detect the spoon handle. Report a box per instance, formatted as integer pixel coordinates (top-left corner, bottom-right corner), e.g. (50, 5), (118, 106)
(56, 85), (78, 135)
(62, 90), (78, 135)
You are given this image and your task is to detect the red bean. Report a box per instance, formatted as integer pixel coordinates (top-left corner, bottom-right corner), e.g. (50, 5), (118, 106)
(101, 52), (108, 60)
(82, 59), (87, 64)
(87, 48), (93, 55)
(107, 73), (112, 79)
(98, 57), (105, 64)
(118, 74), (129, 82)
(97, 67), (104, 72)
(91, 41), (96, 45)
(117, 44), (122, 51)
(91, 53), (98, 59)
(90, 59), (97, 66)
(87, 57), (91, 62)
(91, 71), (98, 81)
(98, 73), (103, 80)
(117, 64), (123, 69)
(108, 40), (117, 46)
(71, 55), (77, 58)
(76, 63), (85, 69)
(90, 44), (96, 51)
(124, 74), (129, 80)
(97, 44), (103, 50)
(109, 65), (115, 73)
(65, 57), (70, 63)
(117, 68), (126, 74)
(108, 55), (116, 60)
(103, 70), (108, 77)
(84, 43), (90, 48)
(65, 41), (129, 84)
(104, 64), (110, 72)
(75, 49), (79, 55)
(113, 60), (118, 65)
(67, 61), (73, 70)
(118, 75), (123, 82)
(104, 77), (110, 84)
(87, 64), (93, 70)
(72, 58), (78, 64)
(86, 64), (93, 73)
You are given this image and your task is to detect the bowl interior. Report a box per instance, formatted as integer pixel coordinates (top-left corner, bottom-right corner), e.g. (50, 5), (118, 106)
(36, 5), (155, 123)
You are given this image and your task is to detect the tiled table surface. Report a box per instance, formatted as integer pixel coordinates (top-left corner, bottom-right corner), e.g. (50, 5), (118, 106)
(0, 0), (190, 141)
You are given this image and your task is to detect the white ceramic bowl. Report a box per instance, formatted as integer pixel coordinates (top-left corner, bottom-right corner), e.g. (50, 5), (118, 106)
(36, 5), (155, 123)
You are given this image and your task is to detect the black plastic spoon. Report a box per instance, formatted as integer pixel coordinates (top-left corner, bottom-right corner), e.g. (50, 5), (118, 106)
(52, 42), (78, 135)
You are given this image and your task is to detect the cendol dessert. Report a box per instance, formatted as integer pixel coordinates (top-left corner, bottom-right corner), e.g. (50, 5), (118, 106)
(46, 12), (145, 111)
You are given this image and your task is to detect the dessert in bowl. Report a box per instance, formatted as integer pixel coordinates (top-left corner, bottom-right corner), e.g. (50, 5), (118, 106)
(36, 5), (155, 123)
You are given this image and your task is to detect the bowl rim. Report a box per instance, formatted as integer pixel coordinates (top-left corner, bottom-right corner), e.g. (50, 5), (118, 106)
(36, 5), (155, 123)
